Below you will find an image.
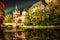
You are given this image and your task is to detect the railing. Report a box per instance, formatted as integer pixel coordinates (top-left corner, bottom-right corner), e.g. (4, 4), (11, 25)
(19, 26), (60, 29)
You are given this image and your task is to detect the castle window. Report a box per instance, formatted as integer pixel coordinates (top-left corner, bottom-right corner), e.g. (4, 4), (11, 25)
(17, 19), (21, 23)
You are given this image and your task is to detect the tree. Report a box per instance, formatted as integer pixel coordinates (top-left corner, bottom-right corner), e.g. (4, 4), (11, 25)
(44, 4), (56, 25)
(24, 0), (60, 26)
(45, 2), (60, 25)
(0, 0), (5, 25)
(45, 0), (60, 6)
(4, 14), (12, 23)
(0, 0), (5, 40)
(24, 1), (45, 26)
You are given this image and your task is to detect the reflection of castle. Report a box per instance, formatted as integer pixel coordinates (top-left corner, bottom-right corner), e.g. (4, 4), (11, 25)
(13, 5), (27, 25)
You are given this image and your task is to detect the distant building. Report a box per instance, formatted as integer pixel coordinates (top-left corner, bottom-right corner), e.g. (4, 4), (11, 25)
(13, 5), (27, 25)
(12, 5), (26, 40)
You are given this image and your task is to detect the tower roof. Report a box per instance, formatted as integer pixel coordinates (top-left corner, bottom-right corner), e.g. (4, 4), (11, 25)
(15, 4), (18, 10)
(13, 4), (20, 15)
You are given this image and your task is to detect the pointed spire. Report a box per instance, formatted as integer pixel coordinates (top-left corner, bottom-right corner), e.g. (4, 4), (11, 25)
(15, 4), (18, 10)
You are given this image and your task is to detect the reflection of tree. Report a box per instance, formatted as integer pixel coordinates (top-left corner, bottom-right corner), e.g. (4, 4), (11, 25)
(16, 32), (25, 40)
(25, 29), (60, 40)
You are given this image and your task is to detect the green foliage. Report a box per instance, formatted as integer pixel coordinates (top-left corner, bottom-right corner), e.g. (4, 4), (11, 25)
(25, 29), (60, 40)
(45, 0), (60, 6)
(4, 32), (13, 40)
(4, 14), (12, 23)
(28, 1), (42, 13)
(24, 1), (45, 26)
(24, 0), (60, 26)
(24, 10), (45, 26)
(45, 4), (60, 25)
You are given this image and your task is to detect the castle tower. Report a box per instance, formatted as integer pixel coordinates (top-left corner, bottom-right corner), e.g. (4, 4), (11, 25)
(13, 5), (20, 23)
(22, 8), (27, 24)
(22, 8), (27, 16)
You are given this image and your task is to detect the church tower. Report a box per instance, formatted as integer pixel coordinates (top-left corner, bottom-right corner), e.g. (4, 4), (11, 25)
(13, 5), (20, 23)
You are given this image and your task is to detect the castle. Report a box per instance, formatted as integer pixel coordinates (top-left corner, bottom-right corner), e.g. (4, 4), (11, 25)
(4, 5), (27, 27)
(13, 5), (27, 25)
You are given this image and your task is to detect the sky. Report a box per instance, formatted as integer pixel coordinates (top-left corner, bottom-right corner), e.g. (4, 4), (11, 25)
(5, 0), (45, 14)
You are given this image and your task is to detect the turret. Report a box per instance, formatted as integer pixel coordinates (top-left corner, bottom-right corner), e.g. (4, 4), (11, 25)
(22, 8), (27, 16)
(15, 5), (18, 10)
(13, 5), (20, 15)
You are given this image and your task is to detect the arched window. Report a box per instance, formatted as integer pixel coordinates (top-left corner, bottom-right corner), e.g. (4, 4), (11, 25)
(17, 19), (22, 23)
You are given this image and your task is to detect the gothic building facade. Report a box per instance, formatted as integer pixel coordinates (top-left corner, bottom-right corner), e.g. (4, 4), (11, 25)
(13, 5), (27, 25)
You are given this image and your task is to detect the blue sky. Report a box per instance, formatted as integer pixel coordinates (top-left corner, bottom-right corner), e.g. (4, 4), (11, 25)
(5, 0), (45, 14)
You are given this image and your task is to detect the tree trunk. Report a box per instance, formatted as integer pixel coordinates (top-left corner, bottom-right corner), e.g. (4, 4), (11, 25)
(0, 0), (5, 40)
